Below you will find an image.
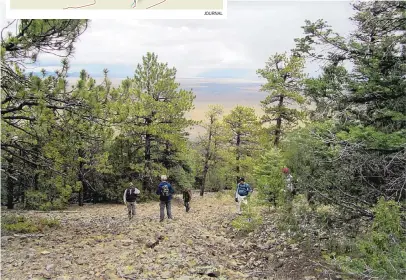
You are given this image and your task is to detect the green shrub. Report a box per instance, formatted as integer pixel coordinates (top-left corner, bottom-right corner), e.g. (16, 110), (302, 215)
(39, 202), (52, 211)
(253, 148), (287, 207)
(4, 221), (39, 233)
(275, 194), (312, 236)
(39, 217), (60, 228)
(215, 189), (234, 200)
(231, 196), (264, 234)
(1, 214), (61, 234)
(333, 198), (406, 280)
(25, 184), (71, 210)
(231, 212), (263, 234)
(25, 190), (48, 209)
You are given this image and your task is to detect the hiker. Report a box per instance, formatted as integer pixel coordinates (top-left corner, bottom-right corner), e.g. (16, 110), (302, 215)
(156, 175), (175, 222)
(123, 182), (141, 220)
(182, 188), (192, 212)
(235, 177), (253, 215)
(282, 167), (295, 194)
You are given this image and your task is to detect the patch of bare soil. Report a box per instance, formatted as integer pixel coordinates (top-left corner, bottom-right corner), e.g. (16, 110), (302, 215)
(1, 193), (335, 280)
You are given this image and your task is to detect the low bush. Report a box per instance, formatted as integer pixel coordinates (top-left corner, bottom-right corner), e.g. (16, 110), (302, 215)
(1, 214), (61, 234)
(231, 195), (264, 234)
(332, 198), (406, 280)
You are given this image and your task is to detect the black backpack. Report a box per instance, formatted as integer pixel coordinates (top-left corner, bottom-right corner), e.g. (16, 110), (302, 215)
(126, 188), (138, 202)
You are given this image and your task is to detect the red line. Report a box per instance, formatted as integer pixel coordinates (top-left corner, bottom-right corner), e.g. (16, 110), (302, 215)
(63, 0), (96, 9)
(146, 0), (167, 9)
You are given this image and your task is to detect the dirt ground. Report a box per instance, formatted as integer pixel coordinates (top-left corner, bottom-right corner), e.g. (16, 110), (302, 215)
(1, 192), (332, 280)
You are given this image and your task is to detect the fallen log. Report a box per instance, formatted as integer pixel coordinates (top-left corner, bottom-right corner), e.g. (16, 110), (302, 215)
(27, 210), (80, 213)
(13, 233), (45, 238)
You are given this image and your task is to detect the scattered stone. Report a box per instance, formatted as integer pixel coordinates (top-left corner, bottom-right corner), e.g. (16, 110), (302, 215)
(76, 259), (87, 265)
(1, 236), (15, 244)
(228, 260), (238, 267)
(207, 269), (220, 277)
(45, 264), (55, 271)
(0, 196), (325, 280)
(41, 271), (52, 279)
(178, 276), (193, 280)
(195, 266), (220, 277)
(121, 239), (133, 246)
(160, 271), (173, 279)
(275, 251), (284, 257)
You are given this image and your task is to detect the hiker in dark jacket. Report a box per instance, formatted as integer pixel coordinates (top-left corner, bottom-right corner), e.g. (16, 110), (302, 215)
(183, 188), (192, 212)
(235, 177), (253, 215)
(156, 175), (175, 222)
(123, 182), (140, 220)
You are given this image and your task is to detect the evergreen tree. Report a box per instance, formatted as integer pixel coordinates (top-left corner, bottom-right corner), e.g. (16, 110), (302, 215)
(199, 105), (224, 196)
(256, 53), (307, 146)
(1, 20), (89, 209)
(115, 52), (195, 193)
(290, 0), (406, 212)
(223, 106), (261, 181)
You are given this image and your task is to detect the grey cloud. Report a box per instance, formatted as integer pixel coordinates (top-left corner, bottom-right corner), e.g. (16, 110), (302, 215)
(7, 1), (356, 79)
(138, 1), (355, 73)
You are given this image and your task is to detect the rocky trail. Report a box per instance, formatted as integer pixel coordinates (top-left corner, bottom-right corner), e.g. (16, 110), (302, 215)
(1, 192), (329, 280)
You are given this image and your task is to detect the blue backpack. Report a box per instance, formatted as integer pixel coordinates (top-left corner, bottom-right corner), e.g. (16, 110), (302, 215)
(237, 183), (250, 196)
(161, 184), (170, 197)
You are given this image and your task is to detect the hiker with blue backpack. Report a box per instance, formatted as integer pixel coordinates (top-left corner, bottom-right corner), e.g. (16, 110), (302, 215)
(235, 177), (253, 215)
(156, 175), (175, 222)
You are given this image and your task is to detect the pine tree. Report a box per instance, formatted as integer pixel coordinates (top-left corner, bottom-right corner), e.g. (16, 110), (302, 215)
(199, 105), (223, 196)
(116, 52), (195, 193)
(256, 53), (307, 146)
(1, 20), (89, 209)
(223, 106), (261, 181)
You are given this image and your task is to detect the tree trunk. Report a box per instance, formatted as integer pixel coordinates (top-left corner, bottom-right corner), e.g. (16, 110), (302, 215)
(143, 128), (152, 193)
(236, 133), (241, 181)
(274, 95), (284, 146)
(6, 158), (14, 209)
(78, 148), (85, 206)
(201, 126), (213, 196)
(163, 141), (171, 169)
(33, 145), (40, 190)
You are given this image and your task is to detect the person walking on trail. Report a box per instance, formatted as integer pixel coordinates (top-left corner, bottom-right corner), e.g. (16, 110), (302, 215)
(123, 182), (140, 220)
(235, 177), (253, 215)
(183, 188), (192, 212)
(156, 175), (175, 222)
(282, 167), (295, 196)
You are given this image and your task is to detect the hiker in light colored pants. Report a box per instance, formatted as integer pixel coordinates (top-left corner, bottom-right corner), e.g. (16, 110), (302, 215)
(236, 194), (248, 214)
(123, 182), (140, 220)
(235, 177), (253, 215)
(127, 202), (136, 218)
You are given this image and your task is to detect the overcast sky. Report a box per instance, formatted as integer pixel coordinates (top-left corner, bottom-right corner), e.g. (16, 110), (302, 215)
(1, 1), (356, 135)
(1, 0), (355, 80)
